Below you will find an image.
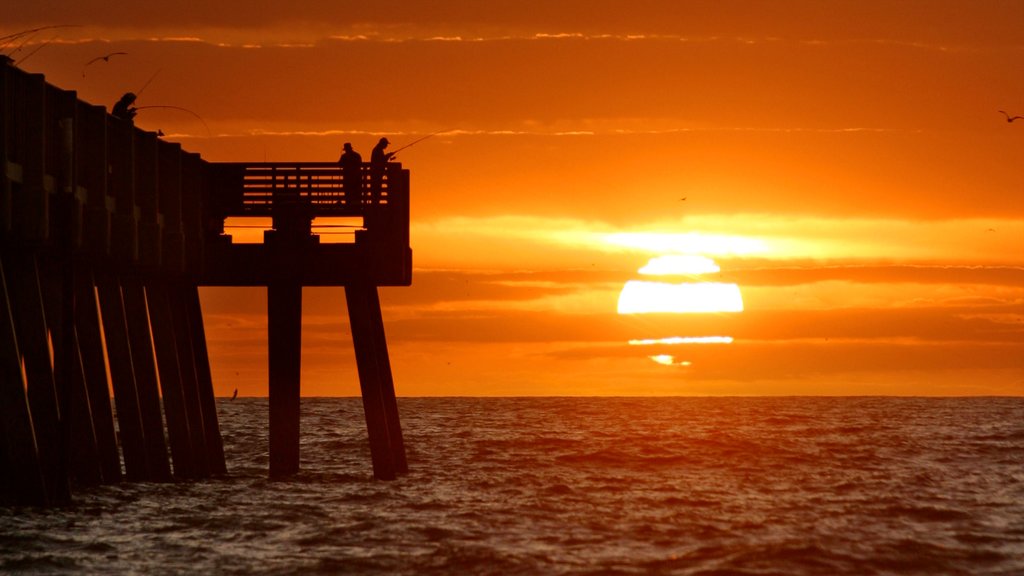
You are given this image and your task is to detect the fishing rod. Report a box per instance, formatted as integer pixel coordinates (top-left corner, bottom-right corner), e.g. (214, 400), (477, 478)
(135, 68), (162, 97)
(15, 38), (55, 66)
(1, 24), (80, 54)
(389, 129), (451, 155)
(135, 105), (211, 137)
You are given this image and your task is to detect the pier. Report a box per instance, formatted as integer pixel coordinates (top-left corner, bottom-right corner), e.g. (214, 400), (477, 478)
(0, 62), (410, 505)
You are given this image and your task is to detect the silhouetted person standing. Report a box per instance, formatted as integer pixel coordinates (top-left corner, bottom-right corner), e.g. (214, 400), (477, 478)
(112, 92), (137, 122)
(338, 142), (363, 206)
(369, 137), (394, 204)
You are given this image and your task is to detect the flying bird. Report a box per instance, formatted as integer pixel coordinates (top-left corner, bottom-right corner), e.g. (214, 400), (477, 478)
(86, 51), (127, 66)
(998, 110), (1022, 123)
(82, 51), (127, 75)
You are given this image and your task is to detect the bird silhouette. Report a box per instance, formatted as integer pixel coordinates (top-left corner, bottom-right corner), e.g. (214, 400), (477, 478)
(85, 51), (127, 66)
(999, 110), (1022, 123)
(82, 51), (127, 76)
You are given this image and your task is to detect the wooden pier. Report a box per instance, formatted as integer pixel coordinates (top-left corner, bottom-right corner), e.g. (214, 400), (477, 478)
(0, 62), (410, 505)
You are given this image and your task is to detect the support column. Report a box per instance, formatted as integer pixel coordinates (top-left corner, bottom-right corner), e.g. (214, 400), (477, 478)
(40, 258), (102, 488)
(268, 282), (301, 478)
(6, 253), (67, 502)
(74, 269), (121, 483)
(346, 284), (399, 480)
(365, 287), (407, 474)
(168, 283), (210, 477)
(183, 285), (226, 474)
(145, 282), (195, 479)
(66, 326), (102, 486)
(122, 275), (172, 481)
(95, 271), (149, 481)
(0, 259), (47, 505)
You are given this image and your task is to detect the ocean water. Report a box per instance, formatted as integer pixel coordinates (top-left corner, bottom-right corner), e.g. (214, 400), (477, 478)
(1, 397), (1022, 575)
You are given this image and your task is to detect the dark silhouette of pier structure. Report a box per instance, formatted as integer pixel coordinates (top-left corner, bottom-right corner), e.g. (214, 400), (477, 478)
(0, 63), (409, 505)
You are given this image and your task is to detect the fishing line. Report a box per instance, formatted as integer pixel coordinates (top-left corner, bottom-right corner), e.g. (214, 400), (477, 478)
(389, 129), (452, 155)
(135, 104), (212, 137)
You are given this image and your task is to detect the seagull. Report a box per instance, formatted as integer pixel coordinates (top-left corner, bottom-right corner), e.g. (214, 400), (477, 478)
(85, 51), (127, 66)
(999, 110), (1022, 123)
(82, 51), (127, 76)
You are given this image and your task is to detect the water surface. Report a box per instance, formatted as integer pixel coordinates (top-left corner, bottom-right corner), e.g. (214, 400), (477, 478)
(2, 397), (1022, 574)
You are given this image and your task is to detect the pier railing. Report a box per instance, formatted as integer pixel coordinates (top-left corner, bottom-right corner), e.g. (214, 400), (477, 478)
(202, 161), (412, 286)
(210, 162), (409, 218)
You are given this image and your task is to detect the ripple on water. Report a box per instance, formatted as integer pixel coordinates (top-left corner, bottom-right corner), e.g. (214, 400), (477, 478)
(1, 397), (1022, 575)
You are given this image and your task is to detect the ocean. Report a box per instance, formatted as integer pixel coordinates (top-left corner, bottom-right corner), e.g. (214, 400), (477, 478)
(1, 397), (1022, 575)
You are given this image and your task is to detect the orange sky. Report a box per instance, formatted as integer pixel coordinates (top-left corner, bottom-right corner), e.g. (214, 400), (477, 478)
(7, 1), (1023, 396)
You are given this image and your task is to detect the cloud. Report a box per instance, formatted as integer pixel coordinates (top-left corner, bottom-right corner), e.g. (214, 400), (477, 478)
(8, 1), (1023, 49)
(728, 264), (1024, 287)
(410, 214), (1024, 268)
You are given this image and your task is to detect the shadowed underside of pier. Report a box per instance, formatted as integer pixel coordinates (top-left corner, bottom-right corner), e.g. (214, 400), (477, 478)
(0, 62), (410, 506)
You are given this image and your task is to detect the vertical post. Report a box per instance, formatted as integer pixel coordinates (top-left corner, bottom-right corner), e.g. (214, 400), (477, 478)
(121, 275), (172, 481)
(183, 285), (226, 474)
(39, 257), (102, 489)
(346, 284), (397, 481)
(95, 271), (149, 481)
(168, 284), (210, 477)
(365, 287), (407, 474)
(145, 282), (195, 479)
(66, 327), (103, 486)
(6, 254), (67, 502)
(0, 258), (48, 505)
(56, 100), (85, 491)
(74, 269), (121, 482)
(17, 72), (47, 243)
(0, 62), (10, 234)
(268, 282), (301, 478)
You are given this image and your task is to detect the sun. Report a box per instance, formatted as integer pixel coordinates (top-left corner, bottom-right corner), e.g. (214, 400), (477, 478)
(617, 254), (744, 314)
(617, 280), (743, 314)
(617, 254), (744, 367)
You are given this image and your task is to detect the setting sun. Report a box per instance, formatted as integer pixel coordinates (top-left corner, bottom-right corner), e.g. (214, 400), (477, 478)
(617, 280), (744, 314)
(618, 254), (745, 315)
